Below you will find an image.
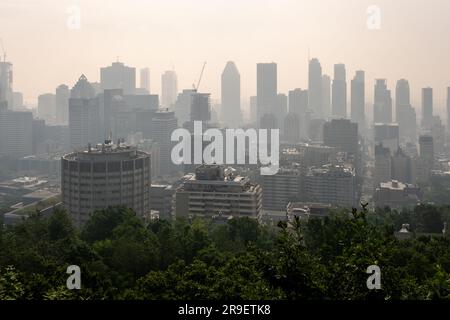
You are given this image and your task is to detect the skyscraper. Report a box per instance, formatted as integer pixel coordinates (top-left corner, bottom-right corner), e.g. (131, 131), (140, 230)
(323, 119), (358, 156)
(55, 84), (70, 125)
(259, 113), (278, 130)
(322, 75), (331, 118)
(421, 87), (433, 129)
(68, 75), (100, 150)
(100, 61), (136, 95)
(161, 70), (178, 108)
(277, 93), (288, 129)
(151, 109), (178, 175)
(350, 70), (365, 131)
(283, 113), (300, 143)
(220, 61), (241, 127)
(0, 108), (33, 157)
(37, 93), (56, 124)
(373, 79), (392, 124)
(430, 115), (446, 155)
(391, 147), (413, 184)
(0, 60), (13, 108)
(288, 88), (308, 117)
(417, 135), (434, 182)
(190, 93), (211, 122)
(332, 64), (347, 119)
(174, 89), (194, 126)
(12, 92), (23, 110)
(447, 87), (450, 131)
(249, 96), (257, 124)
(395, 79), (417, 142)
(140, 68), (150, 93)
(374, 123), (399, 154)
(374, 144), (392, 186)
(308, 58), (323, 118)
(395, 79), (410, 121)
(257, 63), (277, 126)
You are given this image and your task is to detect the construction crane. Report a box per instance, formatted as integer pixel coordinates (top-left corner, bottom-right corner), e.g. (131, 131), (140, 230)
(0, 38), (5, 62)
(192, 61), (207, 92)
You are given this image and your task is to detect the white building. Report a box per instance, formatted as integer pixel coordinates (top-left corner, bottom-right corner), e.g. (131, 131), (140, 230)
(161, 70), (178, 108)
(151, 109), (178, 175)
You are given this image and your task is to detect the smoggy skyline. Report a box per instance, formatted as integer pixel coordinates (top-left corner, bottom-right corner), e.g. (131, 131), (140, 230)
(2, 0), (450, 113)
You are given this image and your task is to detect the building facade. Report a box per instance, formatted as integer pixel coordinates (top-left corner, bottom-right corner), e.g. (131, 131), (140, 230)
(175, 165), (262, 219)
(221, 61), (241, 128)
(257, 62), (277, 125)
(61, 141), (151, 226)
(261, 166), (303, 211)
(100, 61), (136, 95)
(331, 64), (347, 119)
(304, 164), (356, 208)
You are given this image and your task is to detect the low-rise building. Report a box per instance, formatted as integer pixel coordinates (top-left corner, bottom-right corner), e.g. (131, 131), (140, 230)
(261, 165), (303, 211)
(287, 202), (334, 221)
(304, 164), (356, 208)
(174, 164), (262, 219)
(150, 184), (175, 220)
(374, 180), (421, 209)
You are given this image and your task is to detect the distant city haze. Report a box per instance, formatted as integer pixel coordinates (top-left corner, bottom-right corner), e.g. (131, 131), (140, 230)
(2, 0), (450, 114)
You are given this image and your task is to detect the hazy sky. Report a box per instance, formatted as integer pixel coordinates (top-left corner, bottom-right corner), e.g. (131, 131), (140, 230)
(2, 0), (450, 115)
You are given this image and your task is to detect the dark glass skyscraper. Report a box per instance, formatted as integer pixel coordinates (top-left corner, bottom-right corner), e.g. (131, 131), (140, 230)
(395, 79), (417, 142)
(350, 70), (365, 132)
(373, 79), (392, 124)
(332, 64), (347, 119)
(421, 87), (433, 129)
(256, 63), (277, 126)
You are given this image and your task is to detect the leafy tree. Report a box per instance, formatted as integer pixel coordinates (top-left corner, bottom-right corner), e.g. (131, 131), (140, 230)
(0, 266), (25, 300)
(1, 204), (450, 300)
(81, 206), (136, 243)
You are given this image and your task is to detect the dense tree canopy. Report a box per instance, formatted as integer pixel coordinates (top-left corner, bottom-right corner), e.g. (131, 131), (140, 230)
(0, 204), (449, 300)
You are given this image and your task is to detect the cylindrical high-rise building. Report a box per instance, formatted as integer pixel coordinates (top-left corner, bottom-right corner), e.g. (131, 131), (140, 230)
(61, 141), (151, 226)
